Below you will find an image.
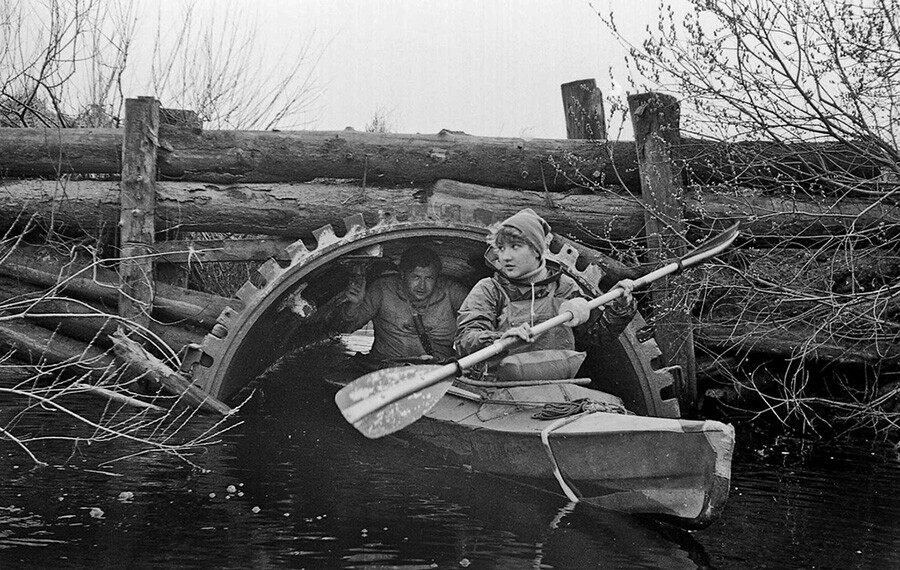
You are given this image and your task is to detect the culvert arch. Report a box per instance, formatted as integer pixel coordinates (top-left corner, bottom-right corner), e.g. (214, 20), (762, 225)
(184, 209), (681, 418)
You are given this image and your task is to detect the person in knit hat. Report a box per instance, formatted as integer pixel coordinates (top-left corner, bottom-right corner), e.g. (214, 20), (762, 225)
(495, 208), (552, 260)
(455, 208), (636, 371)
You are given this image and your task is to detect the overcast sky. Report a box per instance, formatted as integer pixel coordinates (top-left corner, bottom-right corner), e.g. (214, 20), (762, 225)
(294, 0), (663, 138)
(132, 1), (665, 138)
(143, 0), (667, 138)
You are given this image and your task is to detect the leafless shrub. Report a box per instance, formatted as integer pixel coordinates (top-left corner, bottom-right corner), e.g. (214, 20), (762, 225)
(0, 235), (243, 468)
(0, 0), (323, 130)
(596, 0), (900, 434)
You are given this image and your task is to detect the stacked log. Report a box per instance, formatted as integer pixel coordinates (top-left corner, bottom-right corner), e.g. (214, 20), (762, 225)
(0, 242), (237, 411)
(1, 116), (898, 418)
(3, 178), (898, 245)
(0, 126), (884, 193)
(3, 176), (897, 373)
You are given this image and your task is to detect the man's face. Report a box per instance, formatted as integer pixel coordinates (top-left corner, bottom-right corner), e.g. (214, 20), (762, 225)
(401, 266), (438, 302)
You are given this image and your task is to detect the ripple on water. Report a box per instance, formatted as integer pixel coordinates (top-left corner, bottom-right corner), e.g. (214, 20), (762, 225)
(4, 341), (900, 569)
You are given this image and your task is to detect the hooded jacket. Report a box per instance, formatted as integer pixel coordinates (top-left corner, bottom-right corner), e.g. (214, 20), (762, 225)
(455, 268), (636, 362)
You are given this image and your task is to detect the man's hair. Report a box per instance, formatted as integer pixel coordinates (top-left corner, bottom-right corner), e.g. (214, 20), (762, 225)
(399, 246), (442, 274)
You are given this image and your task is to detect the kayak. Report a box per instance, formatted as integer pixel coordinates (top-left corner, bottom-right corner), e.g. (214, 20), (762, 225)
(330, 360), (733, 529)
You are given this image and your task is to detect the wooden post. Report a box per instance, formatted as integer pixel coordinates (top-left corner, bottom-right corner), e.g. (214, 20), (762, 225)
(628, 92), (697, 414)
(119, 97), (159, 329)
(561, 79), (606, 140)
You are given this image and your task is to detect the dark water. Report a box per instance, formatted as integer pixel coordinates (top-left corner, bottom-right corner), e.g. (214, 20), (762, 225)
(3, 343), (900, 569)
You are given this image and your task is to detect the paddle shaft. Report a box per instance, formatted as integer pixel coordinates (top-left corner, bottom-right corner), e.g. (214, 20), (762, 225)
(344, 262), (680, 423)
(342, 224), (738, 424)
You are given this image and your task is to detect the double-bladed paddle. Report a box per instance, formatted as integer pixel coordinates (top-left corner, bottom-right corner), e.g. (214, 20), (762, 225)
(336, 222), (739, 439)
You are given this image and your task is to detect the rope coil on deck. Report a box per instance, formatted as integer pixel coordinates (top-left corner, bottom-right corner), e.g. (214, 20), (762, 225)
(532, 397), (632, 420)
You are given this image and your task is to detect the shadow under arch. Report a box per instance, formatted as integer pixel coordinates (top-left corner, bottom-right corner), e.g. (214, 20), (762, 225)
(184, 210), (680, 418)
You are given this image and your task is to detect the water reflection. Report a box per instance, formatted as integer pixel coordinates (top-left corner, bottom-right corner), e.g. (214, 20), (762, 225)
(704, 438), (900, 569)
(221, 345), (707, 569)
(2, 342), (900, 568)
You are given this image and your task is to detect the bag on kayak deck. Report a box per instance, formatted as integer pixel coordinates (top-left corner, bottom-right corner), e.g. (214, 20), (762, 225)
(497, 350), (587, 382)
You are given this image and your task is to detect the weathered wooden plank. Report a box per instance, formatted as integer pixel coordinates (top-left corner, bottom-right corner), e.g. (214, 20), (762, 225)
(561, 79), (606, 140)
(119, 97), (159, 328)
(630, 92), (697, 412)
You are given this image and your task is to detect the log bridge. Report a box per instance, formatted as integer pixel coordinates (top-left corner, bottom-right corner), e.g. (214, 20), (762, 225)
(1, 82), (896, 417)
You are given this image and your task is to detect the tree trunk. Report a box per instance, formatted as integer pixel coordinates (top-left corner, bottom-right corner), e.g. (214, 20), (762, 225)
(119, 97), (159, 328)
(0, 275), (206, 352)
(630, 92), (696, 411)
(0, 127), (883, 192)
(2, 178), (897, 245)
(0, 245), (237, 328)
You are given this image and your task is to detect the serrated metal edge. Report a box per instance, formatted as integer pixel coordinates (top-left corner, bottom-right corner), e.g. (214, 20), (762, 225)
(547, 243), (680, 418)
(189, 207), (679, 416)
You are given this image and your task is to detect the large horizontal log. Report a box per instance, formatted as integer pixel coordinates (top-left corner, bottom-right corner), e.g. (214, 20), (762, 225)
(0, 319), (121, 381)
(0, 245), (237, 328)
(0, 128), (122, 178)
(0, 127), (630, 191)
(696, 323), (900, 367)
(2, 178), (899, 246)
(0, 177), (646, 243)
(675, 138), (885, 190)
(682, 189), (900, 243)
(0, 127), (885, 192)
(0, 275), (206, 352)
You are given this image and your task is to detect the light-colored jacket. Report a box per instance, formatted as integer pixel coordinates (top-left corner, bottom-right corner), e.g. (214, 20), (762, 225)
(342, 274), (469, 361)
(455, 270), (635, 360)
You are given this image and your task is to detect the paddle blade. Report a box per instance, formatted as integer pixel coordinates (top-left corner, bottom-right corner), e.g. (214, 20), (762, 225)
(681, 222), (739, 268)
(335, 365), (453, 439)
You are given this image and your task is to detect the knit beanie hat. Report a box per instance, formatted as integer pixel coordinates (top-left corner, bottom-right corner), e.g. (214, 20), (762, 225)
(499, 208), (551, 256)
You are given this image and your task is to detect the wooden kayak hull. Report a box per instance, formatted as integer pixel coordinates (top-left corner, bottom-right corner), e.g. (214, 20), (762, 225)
(399, 384), (733, 528)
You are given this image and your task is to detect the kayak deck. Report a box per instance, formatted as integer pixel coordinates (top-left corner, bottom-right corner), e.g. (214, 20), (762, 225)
(405, 383), (733, 527)
(330, 365), (733, 528)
